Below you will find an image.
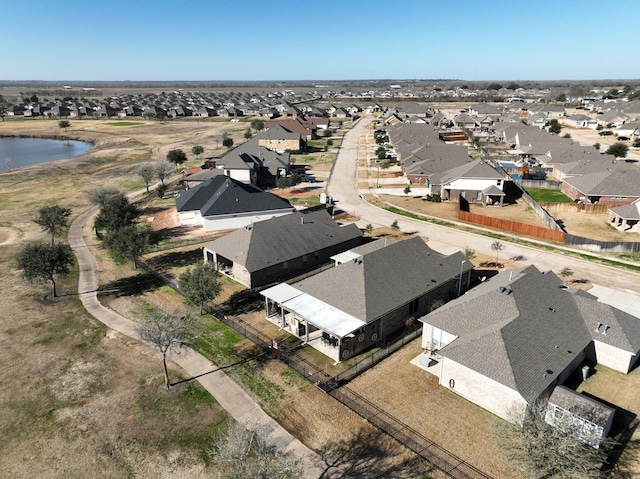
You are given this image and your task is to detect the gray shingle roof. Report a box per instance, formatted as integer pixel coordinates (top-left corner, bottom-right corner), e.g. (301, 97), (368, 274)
(203, 209), (361, 272)
(420, 265), (640, 403)
(175, 176), (292, 217)
(293, 236), (470, 323)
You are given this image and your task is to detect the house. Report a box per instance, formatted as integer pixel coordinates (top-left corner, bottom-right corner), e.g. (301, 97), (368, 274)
(429, 158), (508, 205)
(255, 125), (306, 153)
(561, 167), (640, 205)
(564, 114), (599, 129)
(216, 142), (291, 186)
(616, 121), (640, 138)
(175, 176), (294, 232)
(262, 237), (472, 362)
(202, 209), (362, 288)
(608, 199), (640, 233)
(418, 265), (640, 423)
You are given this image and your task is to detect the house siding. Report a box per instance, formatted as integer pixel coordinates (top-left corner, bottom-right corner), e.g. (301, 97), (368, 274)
(593, 339), (636, 373)
(201, 209), (293, 232)
(439, 358), (528, 423)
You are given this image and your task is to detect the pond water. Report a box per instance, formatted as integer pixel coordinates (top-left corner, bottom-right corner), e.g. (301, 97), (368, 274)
(0, 137), (93, 170)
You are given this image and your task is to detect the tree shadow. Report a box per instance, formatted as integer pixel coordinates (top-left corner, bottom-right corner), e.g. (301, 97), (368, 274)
(317, 428), (433, 479)
(99, 273), (161, 298)
(144, 248), (203, 276)
(155, 225), (202, 241)
(216, 289), (263, 315)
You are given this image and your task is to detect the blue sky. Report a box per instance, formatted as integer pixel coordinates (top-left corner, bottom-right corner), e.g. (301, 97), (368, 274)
(2, 0), (637, 82)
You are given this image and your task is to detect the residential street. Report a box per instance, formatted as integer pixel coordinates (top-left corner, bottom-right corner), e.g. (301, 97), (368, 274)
(327, 115), (640, 303)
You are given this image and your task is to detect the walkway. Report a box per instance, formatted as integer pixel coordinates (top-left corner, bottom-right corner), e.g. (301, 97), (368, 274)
(68, 206), (326, 478)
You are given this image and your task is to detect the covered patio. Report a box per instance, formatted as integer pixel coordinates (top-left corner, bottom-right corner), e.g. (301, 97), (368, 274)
(261, 283), (367, 363)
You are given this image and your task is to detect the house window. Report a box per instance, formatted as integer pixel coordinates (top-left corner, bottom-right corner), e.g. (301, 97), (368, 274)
(432, 338), (440, 347)
(302, 255), (308, 263)
(409, 298), (419, 314)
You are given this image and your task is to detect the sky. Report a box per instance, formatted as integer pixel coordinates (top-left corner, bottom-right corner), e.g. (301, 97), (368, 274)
(1, 0), (638, 82)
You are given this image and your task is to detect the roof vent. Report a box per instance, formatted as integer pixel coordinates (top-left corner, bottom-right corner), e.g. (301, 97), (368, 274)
(548, 307), (556, 312)
(595, 322), (602, 332)
(603, 325), (610, 335)
(499, 286), (506, 293)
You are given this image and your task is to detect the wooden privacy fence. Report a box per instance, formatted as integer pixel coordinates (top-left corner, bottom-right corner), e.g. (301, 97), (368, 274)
(540, 202), (624, 214)
(458, 210), (566, 242)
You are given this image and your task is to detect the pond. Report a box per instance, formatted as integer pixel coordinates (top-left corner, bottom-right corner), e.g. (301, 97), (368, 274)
(0, 137), (93, 170)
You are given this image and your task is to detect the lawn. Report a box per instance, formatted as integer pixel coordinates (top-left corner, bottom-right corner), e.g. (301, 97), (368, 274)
(105, 121), (144, 126)
(524, 187), (574, 203)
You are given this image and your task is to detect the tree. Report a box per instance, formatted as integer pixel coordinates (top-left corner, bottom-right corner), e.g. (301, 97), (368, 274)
(244, 128), (252, 139)
(250, 118), (264, 131)
(87, 186), (121, 208)
(191, 145), (204, 159)
(326, 138), (334, 147)
(487, 83), (502, 91)
(364, 224), (373, 235)
(391, 220), (399, 231)
(30, 94), (39, 103)
(563, 133), (571, 139)
(377, 150), (387, 160)
(464, 247), (476, 261)
(209, 422), (303, 479)
(58, 120), (70, 131)
(491, 240), (505, 265)
(223, 137), (234, 149)
(0, 94), (8, 121)
(104, 225), (156, 268)
(403, 186), (411, 196)
(593, 142), (600, 150)
(498, 400), (616, 479)
(276, 176), (290, 189)
(137, 163), (155, 193)
(323, 129), (333, 138)
(34, 205), (71, 245)
(156, 182), (167, 198)
(555, 92), (567, 103)
(155, 160), (174, 184)
(95, 193), (140, 234)
(17, 242), (74, 298)
(136, 308), (200, 389)
(559, 267), (574, 284)
(548, 119), (562, 134)
(178, 262), (221, 315)
(166, 149), (187, 170)
(605, 142), (629, 158)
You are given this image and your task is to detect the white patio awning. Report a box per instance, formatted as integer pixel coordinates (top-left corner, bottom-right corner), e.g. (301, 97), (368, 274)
(260, 283), (303, 304)
(330, 250), (361, 265)
(281, 293), (365, 338)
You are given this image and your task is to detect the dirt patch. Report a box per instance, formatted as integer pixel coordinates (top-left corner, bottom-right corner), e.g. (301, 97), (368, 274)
(0, 228), (17, 245)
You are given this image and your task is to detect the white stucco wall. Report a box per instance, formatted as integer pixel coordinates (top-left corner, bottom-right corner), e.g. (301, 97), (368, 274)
(593, 340), (635, 373)
(202, 209), (293, 232)
(448, 178), (502, 192)
(439, 358), (527, 423)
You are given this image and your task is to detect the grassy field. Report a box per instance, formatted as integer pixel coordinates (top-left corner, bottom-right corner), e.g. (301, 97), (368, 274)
(524, 187), (574, 203)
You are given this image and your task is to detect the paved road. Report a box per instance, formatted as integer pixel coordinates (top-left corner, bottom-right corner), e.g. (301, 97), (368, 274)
(68, 206), (326, 478)
(327, 114), (640, 297)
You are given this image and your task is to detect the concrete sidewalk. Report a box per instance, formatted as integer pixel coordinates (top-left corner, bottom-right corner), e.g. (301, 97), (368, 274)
(69, 206), (326, 478)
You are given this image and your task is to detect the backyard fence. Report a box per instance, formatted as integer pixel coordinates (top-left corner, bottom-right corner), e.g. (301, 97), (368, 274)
(540, 202), (621, 214)
(564, 234), (640, 254)
(458, 210), (566, 242)
(331, 387), (494, 479)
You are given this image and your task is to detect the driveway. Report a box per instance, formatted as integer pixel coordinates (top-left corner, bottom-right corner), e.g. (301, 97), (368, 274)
(327, 115), (640, 301)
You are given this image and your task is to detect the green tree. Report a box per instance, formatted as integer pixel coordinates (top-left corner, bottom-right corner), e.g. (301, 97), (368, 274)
(34, 205), (71, 245)
(156, 182), (168, 198)
(464, 247), (476, 261)
(487, 83), (502, 91)
(191, 145), (204, 159)
(166, 149), (187, 170)
(364, 224), (373, 235)
(58, 120), (70, 131)
(136, 309), (200, 389)
(276, 176), (290, 189)
(391, 220), (399, 231)
(210, 422), (303, 479)
(155, 160), (174, 184)
(559, 267), (574, 284)
(326, 138), (334, 147)
(87, 186), (121, 208)
(244, 128), (252, 139)
(555, 93), (567, 103)
(104, 225), (156, 268)
(30, 94), (39, 103)
(403, 186), (411, 196)
(17, 242), (74, 298)
(0, 94), (8, 121)
(223, 137), (234, 149)
(95, 194), (140, 234)
(377, 150), (387, 160)
(548, 119), (562, 134)
(563, 133), (571, 139)
(491, 240), (505, 264)
(323, 129), (333, 138)
(178, 262), (221, 315)
(593, 142), (600, 150)
(250, 119), (264, 131)
(507, 82), (520, 90)
(605, 142), (629, 158)
(137, 163), (155, 193)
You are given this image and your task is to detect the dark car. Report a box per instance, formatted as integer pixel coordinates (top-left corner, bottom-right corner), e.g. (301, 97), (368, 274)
(599, 130), (613, 136)
(618, 136), (630, 141)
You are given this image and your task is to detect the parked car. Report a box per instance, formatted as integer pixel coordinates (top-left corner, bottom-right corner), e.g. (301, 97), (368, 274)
(618, 136), (630, 141)
(599, 130), (613, 136)
(299, 174), (316, 182)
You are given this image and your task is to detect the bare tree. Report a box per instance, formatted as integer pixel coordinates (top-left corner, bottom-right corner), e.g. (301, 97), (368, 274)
(497, 400), (617, 479)
(210, 422), (304, 479)
(136, 308), (200, 389)
(491, 240), (505, 265)
(559, 267), (574, 285)
(464, 246), (476, 261)
(137, 163), (155, 193)
(154, 160), (174, 185)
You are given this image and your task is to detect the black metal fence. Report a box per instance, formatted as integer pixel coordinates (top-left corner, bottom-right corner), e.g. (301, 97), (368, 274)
(136, 257), (493, 479)
(332, 387), (493, 479)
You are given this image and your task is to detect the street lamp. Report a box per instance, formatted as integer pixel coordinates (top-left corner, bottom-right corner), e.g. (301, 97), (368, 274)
(377, 165), (380, 188)
(458, 260), (466, 297)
